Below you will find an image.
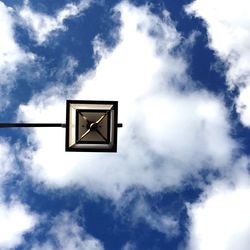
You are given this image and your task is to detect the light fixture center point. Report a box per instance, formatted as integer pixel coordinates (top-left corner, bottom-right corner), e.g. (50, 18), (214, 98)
(89, 122), (98, 131)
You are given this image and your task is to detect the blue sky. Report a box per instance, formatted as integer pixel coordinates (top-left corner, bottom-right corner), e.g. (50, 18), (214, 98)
(1, 0), (250, 249)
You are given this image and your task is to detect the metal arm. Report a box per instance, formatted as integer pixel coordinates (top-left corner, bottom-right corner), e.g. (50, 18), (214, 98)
(0, 123), (66, 128)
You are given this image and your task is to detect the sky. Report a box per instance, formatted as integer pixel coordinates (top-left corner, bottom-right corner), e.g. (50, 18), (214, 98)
(0, 0), (250, 249)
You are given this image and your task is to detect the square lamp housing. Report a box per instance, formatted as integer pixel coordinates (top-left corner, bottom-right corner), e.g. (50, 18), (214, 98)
(65, 100), (119, 152)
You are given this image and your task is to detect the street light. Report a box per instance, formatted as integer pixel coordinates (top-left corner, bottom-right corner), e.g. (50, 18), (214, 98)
(0, 100), (123, 152)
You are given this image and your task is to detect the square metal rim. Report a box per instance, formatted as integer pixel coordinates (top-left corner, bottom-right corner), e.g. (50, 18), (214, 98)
(66, 100), (118, 105)
(65, 100), (118, 152)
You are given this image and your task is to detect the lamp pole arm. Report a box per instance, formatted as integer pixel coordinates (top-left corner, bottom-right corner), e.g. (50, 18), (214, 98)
(0, 123), (66, 128)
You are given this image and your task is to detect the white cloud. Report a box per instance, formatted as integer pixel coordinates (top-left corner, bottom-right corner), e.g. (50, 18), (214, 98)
(236, 85), (250, 126)
(186, 161), (250, 250)
(19, 0), (94, 44)
(0, 139), (15, 188)
(55, 56), (79, 82)
(0, 199), (38, 250)
(132, 198), (179, 237)
(121, 242), (137, 250)
(0, 139), (38, 250)
(32, 212), (104, 250)
(18, 1), (237, 200)
(185, 0), (250, 127)
(0, 1), (34, 108)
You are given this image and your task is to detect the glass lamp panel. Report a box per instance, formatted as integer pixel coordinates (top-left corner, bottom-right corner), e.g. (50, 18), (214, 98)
(77, 111), (109, 143)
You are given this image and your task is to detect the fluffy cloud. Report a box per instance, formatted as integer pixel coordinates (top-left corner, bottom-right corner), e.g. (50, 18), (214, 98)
(0, 199), (38, 250)
(0, 139), (15, 188)
(132, 198), (179, 237)
(32, 212), (104, 250)
(0, 140), (38, 250)
(121, 242), (137, 250)
(19, 0), (94, 44)
(236, 85), (250, 126)
(186, 162), (250, 250)
(185, 0), (250, 127)
(18, 1), (237, 200)
(0, 1), (34, 108)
